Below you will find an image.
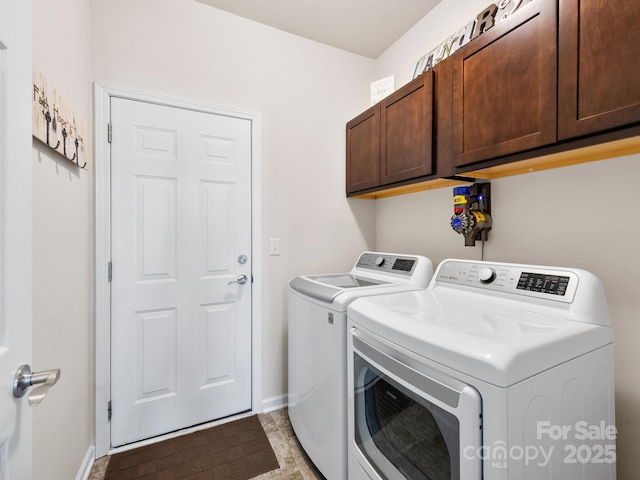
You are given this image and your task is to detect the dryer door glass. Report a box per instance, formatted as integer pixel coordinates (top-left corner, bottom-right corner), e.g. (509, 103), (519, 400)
(354, 354), (460, 480)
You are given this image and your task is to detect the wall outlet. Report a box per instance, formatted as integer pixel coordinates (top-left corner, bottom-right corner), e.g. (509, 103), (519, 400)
(270, 238), (281, 256)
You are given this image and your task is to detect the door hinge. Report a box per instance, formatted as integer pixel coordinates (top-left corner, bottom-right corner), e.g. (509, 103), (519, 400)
(108, 400), (112, 421)
(108, 261), (112, 282)
(107, 123), (112, 143)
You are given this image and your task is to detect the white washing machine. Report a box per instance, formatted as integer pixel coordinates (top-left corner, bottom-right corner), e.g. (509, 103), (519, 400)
(347, 259), (615, 480)
(288, 252), (434, 480)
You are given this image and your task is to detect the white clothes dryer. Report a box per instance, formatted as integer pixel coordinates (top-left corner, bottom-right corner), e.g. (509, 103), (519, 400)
(288, 252), (434, 480)
(347, 259), (615, 480)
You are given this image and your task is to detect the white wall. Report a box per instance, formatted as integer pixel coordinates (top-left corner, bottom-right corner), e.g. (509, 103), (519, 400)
(89, 0), (376, 402)
(32, 0), (94, 479)
(373, 1), (640, 478)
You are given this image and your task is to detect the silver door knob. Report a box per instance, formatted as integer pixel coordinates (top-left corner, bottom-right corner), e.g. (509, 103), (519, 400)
(228, 274), (248, 285)
(13, 364), (61, 406)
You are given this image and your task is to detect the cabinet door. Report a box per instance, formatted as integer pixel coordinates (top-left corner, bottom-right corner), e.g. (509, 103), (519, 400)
(558, 0), (640, 140)
(346, 105), (380, 194)
(380, 72), (434, 185)
(434, 57), (455, 178)
(453, 0), (557, 167)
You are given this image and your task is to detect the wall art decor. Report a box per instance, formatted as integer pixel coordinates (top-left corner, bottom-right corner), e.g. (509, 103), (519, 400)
(370, 75), (395, 105)
(32, 66), (87, 169)
(412, 0), (533, 79)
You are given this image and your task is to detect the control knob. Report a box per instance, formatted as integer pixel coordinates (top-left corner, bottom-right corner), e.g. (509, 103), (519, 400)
(478, 267), (496, 284)
(374, 256), (385, 267)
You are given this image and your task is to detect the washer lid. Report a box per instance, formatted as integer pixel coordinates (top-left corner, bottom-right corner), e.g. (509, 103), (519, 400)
(348, 288), (613, 388)
(290, 274), (387, 303)
(306, 273), (386, 288)
(288, 252), (434, 304)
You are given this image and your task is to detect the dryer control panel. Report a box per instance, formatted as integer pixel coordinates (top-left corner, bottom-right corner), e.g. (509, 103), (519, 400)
(434, 260), (579, 303)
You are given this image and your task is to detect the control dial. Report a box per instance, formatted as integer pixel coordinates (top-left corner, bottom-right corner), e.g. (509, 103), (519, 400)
(374, 256), (385, 267)
(478, 267), (496, 284)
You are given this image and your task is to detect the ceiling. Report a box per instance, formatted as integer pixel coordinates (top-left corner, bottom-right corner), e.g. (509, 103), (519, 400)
(195, 0), (442, 59)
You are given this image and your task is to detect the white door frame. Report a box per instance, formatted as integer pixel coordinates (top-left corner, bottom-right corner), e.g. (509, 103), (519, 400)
(94, 82), (263, 457)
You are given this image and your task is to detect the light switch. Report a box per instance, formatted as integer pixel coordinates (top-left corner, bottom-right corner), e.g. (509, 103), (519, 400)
(270, 238), (280, 256)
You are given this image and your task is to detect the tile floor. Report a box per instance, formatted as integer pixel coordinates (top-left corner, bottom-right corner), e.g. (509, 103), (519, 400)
(87, 409), (325, 480)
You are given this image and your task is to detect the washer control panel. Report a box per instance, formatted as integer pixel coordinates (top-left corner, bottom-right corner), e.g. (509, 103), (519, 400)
(435, 260), (579, 303)
(356, 252), (417, 276)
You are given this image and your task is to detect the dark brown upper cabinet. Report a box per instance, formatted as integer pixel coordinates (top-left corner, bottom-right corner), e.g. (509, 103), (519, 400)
(452, 0), (558, 168)
(558, 0), (640, 140)
(346, 0), (640, 198)
(346, 105), (380, 194)
(346, 72), (434, 196)
(380, 72), (434, 185)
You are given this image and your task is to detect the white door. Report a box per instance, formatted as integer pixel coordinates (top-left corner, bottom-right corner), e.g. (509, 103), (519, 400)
(110, 98), (253, 446)
(0, 1), (33, 479)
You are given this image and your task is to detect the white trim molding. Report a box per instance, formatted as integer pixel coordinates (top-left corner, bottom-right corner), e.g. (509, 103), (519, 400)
(262, 394), (288, 414)
(94, 82), (263, 457)
(75, 445), (95, 480)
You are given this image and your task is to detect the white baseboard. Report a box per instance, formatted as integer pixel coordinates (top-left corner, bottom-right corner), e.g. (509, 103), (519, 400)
(262, 394), (288, 413)
(75, 445), (95, 480)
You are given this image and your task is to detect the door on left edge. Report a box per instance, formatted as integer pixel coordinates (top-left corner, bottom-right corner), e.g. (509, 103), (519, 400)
(0, 1), (34, 479)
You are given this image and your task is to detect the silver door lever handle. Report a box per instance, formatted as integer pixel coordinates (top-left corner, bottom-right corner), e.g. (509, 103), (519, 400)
(228, 274), (248, 285)
(13, 364), (61, 406)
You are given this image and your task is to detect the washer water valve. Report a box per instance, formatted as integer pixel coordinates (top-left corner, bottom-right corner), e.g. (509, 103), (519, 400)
(451, 183), (492, 247)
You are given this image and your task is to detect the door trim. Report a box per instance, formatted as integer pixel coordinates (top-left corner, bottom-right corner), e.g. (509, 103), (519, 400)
(94, 82), (263, 457)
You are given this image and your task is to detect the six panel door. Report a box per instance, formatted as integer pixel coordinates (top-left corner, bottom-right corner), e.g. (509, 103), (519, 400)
(110, 98), (252, 446)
